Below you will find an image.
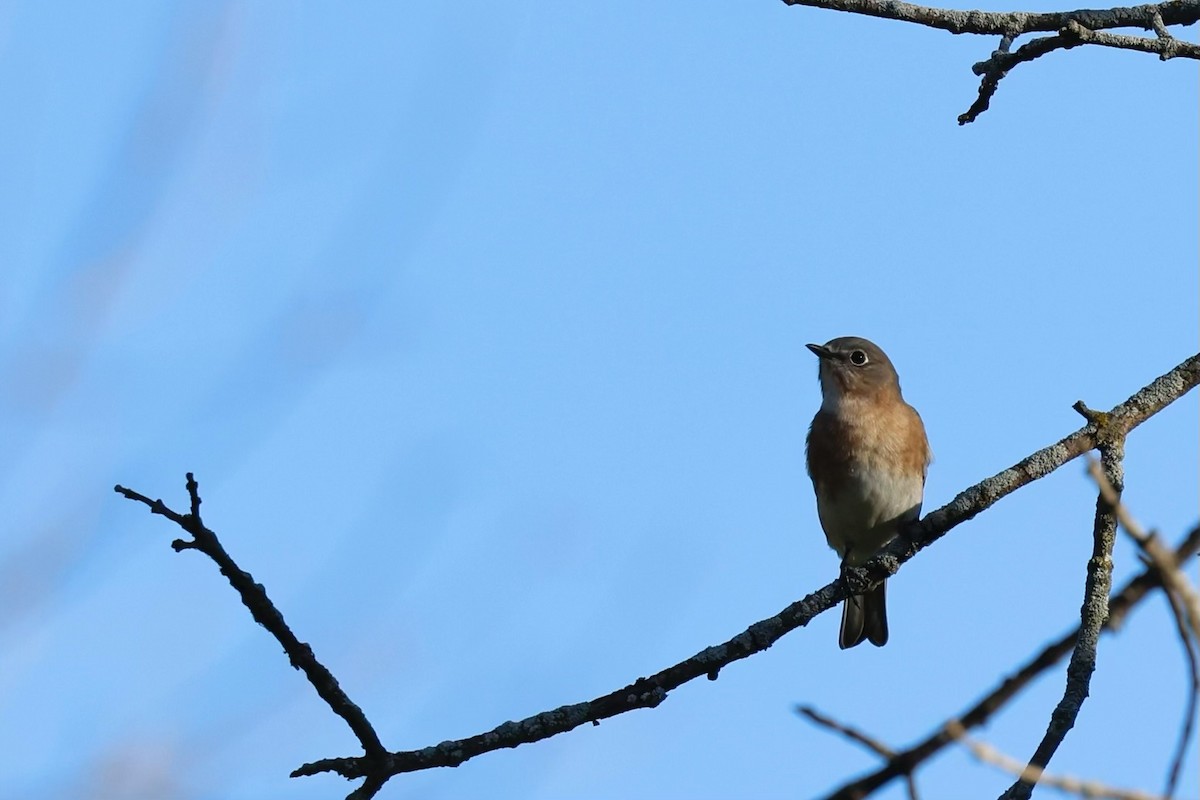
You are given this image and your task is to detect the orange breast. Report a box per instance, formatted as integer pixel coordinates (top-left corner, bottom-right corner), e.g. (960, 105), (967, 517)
(807, 396), (930, 499)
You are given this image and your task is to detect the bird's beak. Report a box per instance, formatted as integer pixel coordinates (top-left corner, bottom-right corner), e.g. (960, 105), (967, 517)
(806, 343), (834, 360)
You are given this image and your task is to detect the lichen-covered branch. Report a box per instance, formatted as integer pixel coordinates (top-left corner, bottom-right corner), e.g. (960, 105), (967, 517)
(779, 0), (1200, 123)
(782, 0), (1200, 35)
(998, 435), (1124, 799)
(820, 523), (1200, 800)
(1086, 457), (1200, 798)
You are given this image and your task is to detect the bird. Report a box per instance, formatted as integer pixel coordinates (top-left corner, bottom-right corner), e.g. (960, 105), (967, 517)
(804, 336), (931, 649)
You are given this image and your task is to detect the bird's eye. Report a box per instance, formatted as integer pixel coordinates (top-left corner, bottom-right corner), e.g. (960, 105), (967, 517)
(849, 350), (868, 366)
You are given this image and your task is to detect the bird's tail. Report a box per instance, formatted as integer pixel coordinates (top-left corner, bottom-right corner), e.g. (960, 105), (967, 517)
(839, 579), (888, 649)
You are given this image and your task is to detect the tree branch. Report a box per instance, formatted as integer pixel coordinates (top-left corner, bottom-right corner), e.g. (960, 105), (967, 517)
(114, 353), (1199, 796)
(998, 431), (1124, 799)
(113, 475), (391, 794)
(821, 523), (1200, 799)
(1061, 18), (1200, 58)
(779, 0), (1200, 123)
(291, 353), (1199, 787)
(1085, 457), (1200, 799)
(802, 707), (1167, 800)
(798, 705), (898, 761)
(798, 706), (922, 800)
(781, 0), (1200, 35)
(1155, 576), (1200, 800)
(949, 722), (1167, 800)
(1086, 457), (1200, 643)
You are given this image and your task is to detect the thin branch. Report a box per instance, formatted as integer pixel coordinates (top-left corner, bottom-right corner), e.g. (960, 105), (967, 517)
(798, 706), (920, 800)
(999, 438), (1125, 800)
(798, 705), (898, 759)
(292, 354), (1200, 785)
(821, 523), (1200, 800)
(347, 774), (389, 800)
(947, 721), (1167, 800)
(802, 708), (1165, 800)
(780, 0), (1200, 35)
(1062, 18), (1200, 58)
(113, 474), (390, 792)
(1157, 583), (1200, 800)
(1085, 457), (1200, 799)
(802, 707), (1170, 800)
(961, 30), (1085, 125)
(1085, 458), (1200, 642)
(886, 354), (1197, 575)
(1151, 8), (1173, 35)
(779, 0), (1200, 123)
(1085, 457), (1151, 541)
(961, 19), (1200, 123)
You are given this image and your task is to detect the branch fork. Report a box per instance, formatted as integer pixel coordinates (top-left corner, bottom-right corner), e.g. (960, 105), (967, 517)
(781, 0), (1200, 122)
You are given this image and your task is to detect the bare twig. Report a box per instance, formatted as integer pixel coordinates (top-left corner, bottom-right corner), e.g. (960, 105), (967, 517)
(798, 706), (920, 799)
(821, 524), (1200, 800)
(781, 0), (1200, 34)
(798, 705), (898, 759)
(961, 30), (1085, 124)
(779, 0), (1200, 122)
(1085, 457), (1200, 798)
(1157, 584), (1200, 800)
(998, 436), (1124, 800)
(947, 721), (1167, 800)
(113, 474), (391, 797)
(802, 709), (1165, 800)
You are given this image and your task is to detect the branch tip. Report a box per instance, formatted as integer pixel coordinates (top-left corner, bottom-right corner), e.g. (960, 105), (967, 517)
(185, 472), (202, 519)
(1072, 400), (1100, 423)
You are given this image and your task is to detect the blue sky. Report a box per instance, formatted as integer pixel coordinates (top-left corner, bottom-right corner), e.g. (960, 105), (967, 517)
(0, 3), (1196, 799)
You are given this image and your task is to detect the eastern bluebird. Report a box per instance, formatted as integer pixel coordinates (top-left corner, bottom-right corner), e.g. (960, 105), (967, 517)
(805, 337), (931, 649)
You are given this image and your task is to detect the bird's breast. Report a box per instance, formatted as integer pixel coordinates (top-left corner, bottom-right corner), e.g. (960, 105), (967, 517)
(814, 464), (924, 564)
(806, 398), (929, 564)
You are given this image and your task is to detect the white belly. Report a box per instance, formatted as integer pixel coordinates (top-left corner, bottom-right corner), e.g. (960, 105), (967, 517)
(816, 466), (923, 566)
